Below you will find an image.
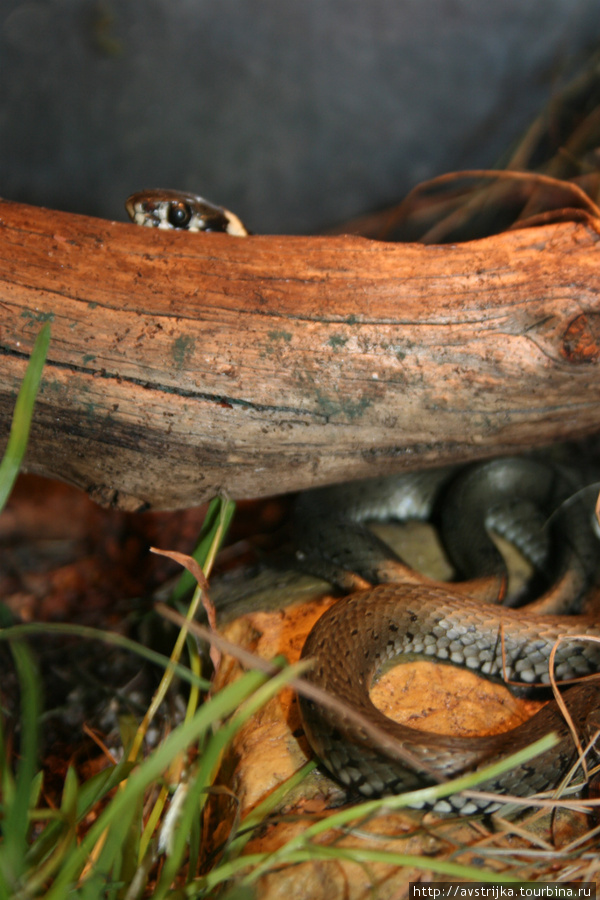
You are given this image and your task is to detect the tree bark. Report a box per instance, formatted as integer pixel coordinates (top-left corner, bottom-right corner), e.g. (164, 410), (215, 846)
(1, 198), (599, 510)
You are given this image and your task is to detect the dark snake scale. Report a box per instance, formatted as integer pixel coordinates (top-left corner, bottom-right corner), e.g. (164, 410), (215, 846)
(127, 189), (600, 813)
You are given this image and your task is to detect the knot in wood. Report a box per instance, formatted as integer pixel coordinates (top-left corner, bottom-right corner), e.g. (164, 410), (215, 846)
(560, 313), (600, 364)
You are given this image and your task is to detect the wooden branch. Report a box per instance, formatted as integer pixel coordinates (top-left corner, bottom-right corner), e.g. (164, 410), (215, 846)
(1, 198), (599, 510)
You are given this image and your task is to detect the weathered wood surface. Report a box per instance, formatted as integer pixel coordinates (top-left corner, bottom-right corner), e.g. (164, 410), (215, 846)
(0, 198), (599, 510)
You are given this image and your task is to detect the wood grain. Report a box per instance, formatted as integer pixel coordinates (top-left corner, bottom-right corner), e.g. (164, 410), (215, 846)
(1, 198), (599, 510)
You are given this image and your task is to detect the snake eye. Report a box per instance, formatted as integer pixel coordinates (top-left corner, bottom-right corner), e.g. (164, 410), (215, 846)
(167, 201), (192, 229)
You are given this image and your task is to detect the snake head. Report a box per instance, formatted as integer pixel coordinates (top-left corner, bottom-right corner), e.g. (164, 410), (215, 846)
(125, 189), (249, 236)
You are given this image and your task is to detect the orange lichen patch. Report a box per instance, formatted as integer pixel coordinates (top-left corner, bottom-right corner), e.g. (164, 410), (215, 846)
(371, 659), (538, 737)
(242, 812), (452, 900)
(211, 595), (340, 815)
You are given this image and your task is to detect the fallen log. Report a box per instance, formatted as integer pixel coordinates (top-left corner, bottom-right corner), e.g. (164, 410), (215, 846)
(0, 198), (599, 510)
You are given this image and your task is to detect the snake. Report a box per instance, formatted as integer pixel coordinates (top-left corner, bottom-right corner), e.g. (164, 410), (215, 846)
(125, 189), (249, 236)
(296, 457), (600, 811)
(126, 189), (600, 811)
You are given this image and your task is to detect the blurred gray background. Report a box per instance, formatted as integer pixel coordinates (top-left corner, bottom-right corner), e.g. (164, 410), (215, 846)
(1, 0), (599, 234)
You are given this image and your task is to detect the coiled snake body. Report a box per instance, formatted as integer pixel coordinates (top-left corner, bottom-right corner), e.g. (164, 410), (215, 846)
(300, 585), (600, 813)
(127, 189), (600, 812)
(295, 457), (600, 811)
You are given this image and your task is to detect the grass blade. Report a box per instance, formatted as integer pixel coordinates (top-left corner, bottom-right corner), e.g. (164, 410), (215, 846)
(44, 667), (271, 898)
(0, 610), (41, 891)
(0, 323), (50, 513)
(171, 496), (236, 602)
